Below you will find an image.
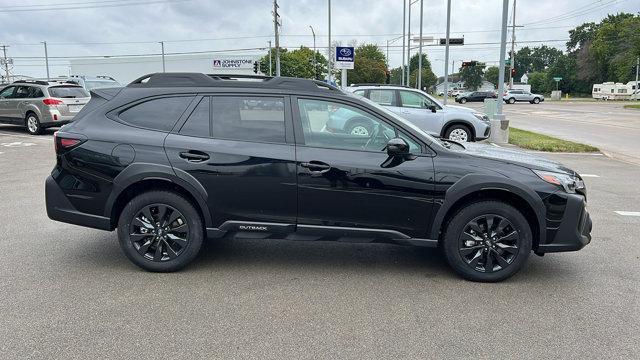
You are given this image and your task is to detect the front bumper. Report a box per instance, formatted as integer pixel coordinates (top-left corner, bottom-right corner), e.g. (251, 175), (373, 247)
(45, 175), (112, 230)
(474, 123), (491, 141)
(537, 193), (592, 253)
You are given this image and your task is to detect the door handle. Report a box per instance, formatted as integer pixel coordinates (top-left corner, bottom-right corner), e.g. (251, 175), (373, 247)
(179, 150), (210, 162)
(300, 161), (331, 173)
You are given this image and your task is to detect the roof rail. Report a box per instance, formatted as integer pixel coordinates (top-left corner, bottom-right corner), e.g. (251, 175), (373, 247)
(350, 83), (412, 88)
(128, 73), (341, 92)
(13, 79), (50, 85)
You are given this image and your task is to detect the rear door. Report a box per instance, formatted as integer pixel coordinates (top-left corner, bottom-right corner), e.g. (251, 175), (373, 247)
(164, 94), (297, 228)
(367, 88), (402, 114)
(397, 90), (443, 136)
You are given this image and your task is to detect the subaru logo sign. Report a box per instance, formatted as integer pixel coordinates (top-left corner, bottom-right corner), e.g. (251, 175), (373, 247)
(335, 46), (355, 69)
(339, 48), (352, 57)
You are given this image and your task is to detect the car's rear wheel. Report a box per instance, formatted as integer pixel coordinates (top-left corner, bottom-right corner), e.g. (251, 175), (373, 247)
(442, 201), (532, 282)
(532, 97), (540, 104)
(117, 191), (203, 272)
(508, 97), (516, 104)
(445, 124), (472, 142)
(459, 98), (467, 104)
(25, 113), (42, 135)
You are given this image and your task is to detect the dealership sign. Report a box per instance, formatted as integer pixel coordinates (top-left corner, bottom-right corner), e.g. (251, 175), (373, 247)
(335, 47), (355, 70)
(212, 59), (254, 69)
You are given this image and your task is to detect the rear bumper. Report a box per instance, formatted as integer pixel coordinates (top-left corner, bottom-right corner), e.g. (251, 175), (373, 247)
(537, 194), (592, 253)
(45, 175), (112, 231)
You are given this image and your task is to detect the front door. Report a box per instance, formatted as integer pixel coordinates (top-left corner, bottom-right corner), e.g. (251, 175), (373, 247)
(0, 86), (18, 122)
(397, 90), (444, 136)
(165, 95), (298, 228)
(293, 97), (435, 238)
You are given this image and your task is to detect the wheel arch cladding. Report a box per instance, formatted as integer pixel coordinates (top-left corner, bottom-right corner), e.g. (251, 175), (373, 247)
(106, 163), (211, 229)
(442, 121), (475, 138)
(431, 174), (545, 248)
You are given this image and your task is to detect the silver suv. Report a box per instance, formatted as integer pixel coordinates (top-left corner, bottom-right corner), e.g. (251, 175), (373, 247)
(67, 75), (120, 91)
(503, 89), (544, 104)
(346, 85), (491, 142)
(0, 80), (90, 134)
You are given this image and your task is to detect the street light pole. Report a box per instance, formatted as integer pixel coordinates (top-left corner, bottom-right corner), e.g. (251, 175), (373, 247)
(509, 0), (517, 89)
(159, 41), (165, 72)
(268, 40), (272, 76)
(327, 0), (332, 83)
(310, 26), (317, 79)
(417, 0), (423, 90)
(42, 41), (50, 80)
(635, 56), (639, 101)
(402, 0), (406, 86)
(443, 0), (451, 104)
(493, 0), (510, 144)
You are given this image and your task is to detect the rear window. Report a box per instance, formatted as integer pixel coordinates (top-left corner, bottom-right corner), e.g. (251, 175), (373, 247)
(119, 96), (193, 132)
(48, 86), (89, 98)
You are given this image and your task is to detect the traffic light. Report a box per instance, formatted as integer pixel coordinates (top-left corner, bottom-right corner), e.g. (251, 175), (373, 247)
(253, 61), (259, 74)
(461, 61), (477, 68)
(385, 70), (390, 84)
(511, 68), (516, 77)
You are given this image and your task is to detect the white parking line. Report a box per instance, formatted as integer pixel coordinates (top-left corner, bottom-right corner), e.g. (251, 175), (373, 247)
(579, 174), (600, 178)
(0, 131), (52, 142)
(614, 211), (640, 217)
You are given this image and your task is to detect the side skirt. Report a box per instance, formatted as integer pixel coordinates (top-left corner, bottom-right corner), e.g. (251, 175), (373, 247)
(206, 221), (438, 248)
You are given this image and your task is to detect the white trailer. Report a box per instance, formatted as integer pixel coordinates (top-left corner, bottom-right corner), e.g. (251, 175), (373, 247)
(592, 82), (635, 100)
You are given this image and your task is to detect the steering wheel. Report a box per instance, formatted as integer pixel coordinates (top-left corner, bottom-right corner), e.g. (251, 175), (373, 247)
(363, 123), (392, 150)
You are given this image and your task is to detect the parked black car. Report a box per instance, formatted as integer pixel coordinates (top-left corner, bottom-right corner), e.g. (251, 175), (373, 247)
(455, 91), (497, 104)
(45, 73), (591, 282)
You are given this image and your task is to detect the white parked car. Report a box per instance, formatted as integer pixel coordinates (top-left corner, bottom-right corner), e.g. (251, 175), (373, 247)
(503, 89), (544, 104)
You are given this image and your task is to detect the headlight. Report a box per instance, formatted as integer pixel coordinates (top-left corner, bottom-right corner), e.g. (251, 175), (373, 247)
(473, 113), (490, 122)
(533, 170), (585, 193)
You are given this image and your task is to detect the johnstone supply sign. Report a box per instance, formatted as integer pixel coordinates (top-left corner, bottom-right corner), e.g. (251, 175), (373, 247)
(212, 59), (254, 69)
(335, 47), (355, 70)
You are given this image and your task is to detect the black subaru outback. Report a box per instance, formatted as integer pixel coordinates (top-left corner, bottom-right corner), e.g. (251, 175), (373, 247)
(45, 73), (591, 282)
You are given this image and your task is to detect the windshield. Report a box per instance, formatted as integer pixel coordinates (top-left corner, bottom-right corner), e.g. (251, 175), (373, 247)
(84, 80), (120, 91)
(48, 86), (90, 98)
(347, 92), (439, 145)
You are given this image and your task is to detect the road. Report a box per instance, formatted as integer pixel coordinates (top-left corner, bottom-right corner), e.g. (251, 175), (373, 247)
(0, 127), (639, 359)
(464, 101), (640, 164)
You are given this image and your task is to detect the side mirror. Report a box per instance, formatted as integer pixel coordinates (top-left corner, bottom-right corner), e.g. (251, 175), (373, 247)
(386, 137), (409, 157)
(428, 105), (437, 113)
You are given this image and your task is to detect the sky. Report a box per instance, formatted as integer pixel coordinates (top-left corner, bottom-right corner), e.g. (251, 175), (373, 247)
(0, 0), (637, 79)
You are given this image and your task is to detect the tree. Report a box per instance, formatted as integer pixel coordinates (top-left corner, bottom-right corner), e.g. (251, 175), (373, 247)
(348, 43), (388, 84)
(407, 53), (437, 90)
(459, 62), (485, 90)
(484, 66), (508, 87)
(513, 46), (563, 77)
(527, 72), (548, 94)
(258, 46), (327, 79)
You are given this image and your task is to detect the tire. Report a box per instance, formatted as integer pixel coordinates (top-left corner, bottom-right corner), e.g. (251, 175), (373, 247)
(508, 97), (516, 104)
(444, 124), (472, 142)
(25, 113), (42, 135)
(345, 118), (373, 136)
(532, 97), (540, 104)
(459, 98), (467, 104)
(117, 191), (204, 272)
(442, 201), (532, 282)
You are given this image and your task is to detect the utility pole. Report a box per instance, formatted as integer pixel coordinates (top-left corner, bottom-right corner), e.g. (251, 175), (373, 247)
(402, 0), (406, 86)
(310, 26), (317, 79)
(493, 0), (510, 144)
(327, 0), (332, 83)
(268, 40), (272, 76)
(159, 41), (165, 72)
(443, 0), (451, 104)
(508, 0), (517, 89)
(407, 1), (412, 86)
(42, 41), (50, 80)
(273, 0), (281, 76)
(635, 56), (639, 101)
(1, 45), (10, 83)
(417, 0), (423, 90)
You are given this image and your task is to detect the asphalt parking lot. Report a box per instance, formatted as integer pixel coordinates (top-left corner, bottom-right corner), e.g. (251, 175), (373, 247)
(463, 100), (640, 164)
(1, 125), (639, 359)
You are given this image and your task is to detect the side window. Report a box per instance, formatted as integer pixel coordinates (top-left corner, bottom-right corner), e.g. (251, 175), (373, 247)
(119, 96), (193, 131)
(29, 87), (44, 98)
(211, 96), (285, 143)
(399, 90), (439, 109)
(179, 97), (210, 137)
(0, 86), (15, 98)
(297, 98), (396, 152)
(398, 132), (422, 154)
(14, 86), (30, 99)
(368, 89), (396, 106)
(352, 89), (366, 97)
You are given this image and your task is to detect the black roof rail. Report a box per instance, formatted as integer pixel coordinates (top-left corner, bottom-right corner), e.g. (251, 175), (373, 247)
(128, 73), (341, 92)
(96, 75), (117, 81)
(13, 79), (49, 85)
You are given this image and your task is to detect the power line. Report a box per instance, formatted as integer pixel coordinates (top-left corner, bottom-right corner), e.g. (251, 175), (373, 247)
(523, 0), (628, 26)
(0, 0), (142, 9)
(0, 0), (189, 13)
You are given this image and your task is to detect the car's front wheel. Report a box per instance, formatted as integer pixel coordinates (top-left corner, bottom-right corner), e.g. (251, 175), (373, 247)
(25, 113), (42, 135)
(532, 97), (540, 104)
(508, 97), (516, 104)
(445, 124), (472, 142)
(117, 191), (204, 272)
(442, 201), (532, 282)
(458, 98), (467, 104)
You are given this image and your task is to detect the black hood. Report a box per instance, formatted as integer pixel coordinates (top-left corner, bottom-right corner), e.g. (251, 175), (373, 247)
(455, 142), (578, 176)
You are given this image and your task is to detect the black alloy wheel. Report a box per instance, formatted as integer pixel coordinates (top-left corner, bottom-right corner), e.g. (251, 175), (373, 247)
(458, 214), (520, 273)
(129, 204), (189, 262)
